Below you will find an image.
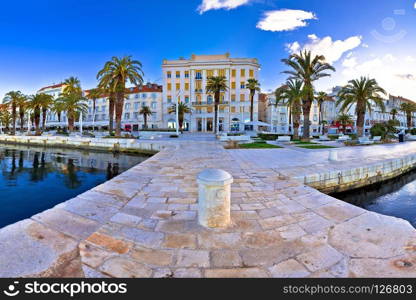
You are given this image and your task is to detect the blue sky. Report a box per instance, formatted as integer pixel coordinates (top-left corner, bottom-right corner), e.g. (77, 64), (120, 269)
(0, 0), (415, 99)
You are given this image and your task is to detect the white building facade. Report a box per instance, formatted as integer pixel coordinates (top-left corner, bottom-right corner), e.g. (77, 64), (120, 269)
(265, 92), (321, 135)
(41, 83), (163, 131)
(162, 54), (261, 132)
(83, 83), (163, 131)
(326, 86), (415, 135)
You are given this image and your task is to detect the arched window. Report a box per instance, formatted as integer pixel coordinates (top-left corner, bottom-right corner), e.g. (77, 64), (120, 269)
(231, 118), (240, 132)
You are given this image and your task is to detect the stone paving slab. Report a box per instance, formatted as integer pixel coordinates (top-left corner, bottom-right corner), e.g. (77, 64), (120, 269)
(76, 141), (416, 278)
(0, 219), (81, 277)
(1, 138), (416, 277)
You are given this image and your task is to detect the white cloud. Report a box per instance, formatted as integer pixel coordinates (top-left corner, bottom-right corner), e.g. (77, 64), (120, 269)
(197, 0), (250, 14)
(396, 74), (416, 81)
(318, 53), (416, 100)
(342, 57), (358, 68)
(287, 34), (362, 64)
(256, 9), (317, 32)
(405, 56), (416, 63)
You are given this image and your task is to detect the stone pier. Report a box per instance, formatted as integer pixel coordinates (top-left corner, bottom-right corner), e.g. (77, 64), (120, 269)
(0, 136), (416, 277)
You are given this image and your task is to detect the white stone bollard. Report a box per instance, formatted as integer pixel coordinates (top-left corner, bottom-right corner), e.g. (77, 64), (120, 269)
(329, 150), (338, 162)
(197, 169), (233, 228)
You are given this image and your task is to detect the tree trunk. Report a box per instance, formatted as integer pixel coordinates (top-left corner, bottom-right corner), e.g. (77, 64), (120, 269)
(407, 113), (412, 129)
(293, 115), (300, 140)
(319, 102), (323, 134)
(11, 105), (16, 136)
(68, 115), (74, 132)
(356, 110), (366, 137)
(179, 114), (184, 133)
(108, 95), (115, 135)
(115, 91), (124, 137)
(42, 108), (47, 131)
(144, 115), (148, 129)
(301, 86), (315, 140)
(302, 101), (312, 141)
(19, 111), (24, 132)
(250, 91), (254, 122)
(34, 109), (41, 136)
(92, 99), (96, 131)
(214, 92), (219, 134)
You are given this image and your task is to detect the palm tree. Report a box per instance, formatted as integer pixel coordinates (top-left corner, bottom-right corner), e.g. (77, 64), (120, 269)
(29, 93), (54, 135)
(336, 113), (354, 134)
(52, 100), (66, 129)
(315, 91), (330, 132)
(40, 95), (54, 131)
(270, 85), (289, 132)
(97, 56), (144, 137)
(390, 108), (398, 120)
(205, 76), (228, 134)
(86, 88), (102, 131)
(168, 102), (192, 132)
(246, 78), (261, 122)
(3, 91), (24, 135)
(0, 104), (11, 133)
(16, 94), (28, 133)
(96, 84), (115, 135)
(108, 92), (116, 135)
(56, 93), (88, 132)
(282, 50), (335, 140)
(279, 80), (305, 140)
(400, 102), (416, 129)
(63, 77), (82, 95)
(337, 77), (386, 137)
(139, 106), (153, 129)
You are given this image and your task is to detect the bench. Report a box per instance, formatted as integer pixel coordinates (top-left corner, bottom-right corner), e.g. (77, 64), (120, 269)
(220, 135), (251, 142)
(372, 136), (382, 143)
(277, 136), (291, 143)
(406, 135), (416, 141)
(337, 135), (351, 142)
(358, 136), (374, 145)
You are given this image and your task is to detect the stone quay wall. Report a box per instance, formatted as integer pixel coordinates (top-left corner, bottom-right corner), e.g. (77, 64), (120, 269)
(297, 154), (416, 194)
(0, 135), (164, 154)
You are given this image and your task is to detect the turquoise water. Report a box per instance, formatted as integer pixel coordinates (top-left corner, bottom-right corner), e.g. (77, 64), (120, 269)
(0, 144), (149, 229)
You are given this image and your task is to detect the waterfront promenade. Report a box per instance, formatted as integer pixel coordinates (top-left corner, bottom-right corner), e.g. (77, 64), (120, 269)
(1, 136), (416, 277)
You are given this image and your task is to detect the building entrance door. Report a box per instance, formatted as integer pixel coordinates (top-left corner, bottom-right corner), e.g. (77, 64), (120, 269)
(197, 119), (203, 132)
(219, 118), (224, 132)
(206, 118), (213, 132)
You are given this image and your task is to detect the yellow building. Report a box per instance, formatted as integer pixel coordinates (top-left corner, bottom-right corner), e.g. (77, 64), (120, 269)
(162, 53), (260, 132)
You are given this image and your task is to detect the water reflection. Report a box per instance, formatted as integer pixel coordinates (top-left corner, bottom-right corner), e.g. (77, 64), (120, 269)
(0, 144), (150, 229)
(331, 168), (416, 227)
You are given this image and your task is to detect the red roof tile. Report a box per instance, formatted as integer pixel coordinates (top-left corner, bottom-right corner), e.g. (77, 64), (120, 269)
(85, 83), (162, 98)
(38, 83), (65, 92)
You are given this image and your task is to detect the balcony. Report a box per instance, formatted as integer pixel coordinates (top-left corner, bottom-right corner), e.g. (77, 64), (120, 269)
(194, 89), (203, 93)
(192, 101), (229, 106)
